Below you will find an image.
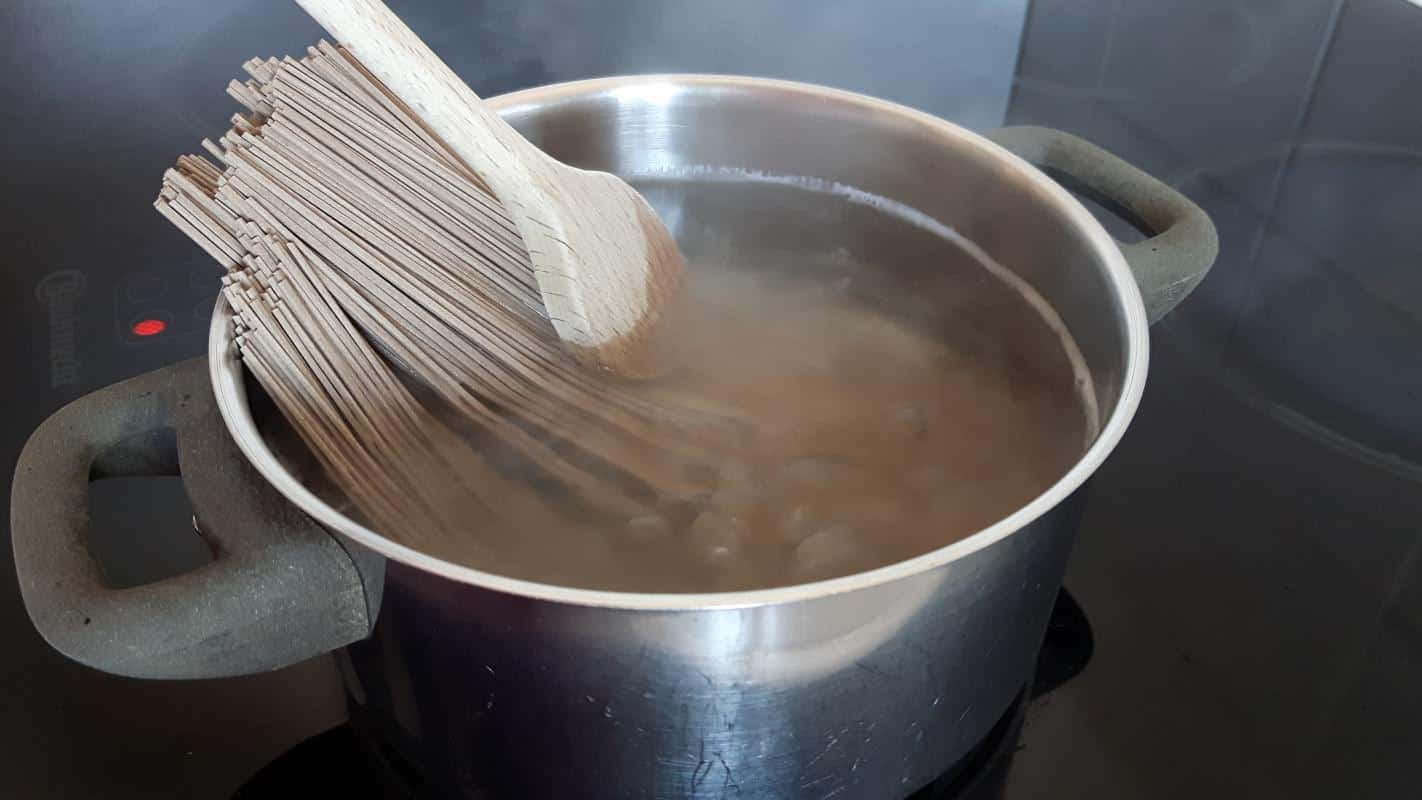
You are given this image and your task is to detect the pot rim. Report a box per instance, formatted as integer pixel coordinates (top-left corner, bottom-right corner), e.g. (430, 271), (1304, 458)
(209, 73), (1150, 611)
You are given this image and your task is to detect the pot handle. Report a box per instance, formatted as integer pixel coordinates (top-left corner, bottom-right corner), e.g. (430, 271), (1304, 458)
(985, 125), (1218, 323)
(10, 357), (381, 679)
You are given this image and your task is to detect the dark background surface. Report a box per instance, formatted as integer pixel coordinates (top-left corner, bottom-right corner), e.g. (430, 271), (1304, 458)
(2, 0), (1420, 797)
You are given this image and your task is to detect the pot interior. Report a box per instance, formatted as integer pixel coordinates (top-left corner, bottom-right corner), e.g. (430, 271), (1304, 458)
(502, 77), (1135, 417)
(212, 76), (1144, 599)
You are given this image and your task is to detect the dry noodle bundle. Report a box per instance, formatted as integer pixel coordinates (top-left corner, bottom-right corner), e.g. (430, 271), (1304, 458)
(156, 42), (736, 556)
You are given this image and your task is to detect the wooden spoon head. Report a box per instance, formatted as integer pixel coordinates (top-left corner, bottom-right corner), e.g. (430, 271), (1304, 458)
(523, 168), (685, 379)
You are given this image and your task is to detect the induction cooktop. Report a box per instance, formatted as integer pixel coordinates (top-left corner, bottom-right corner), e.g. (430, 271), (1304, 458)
(4, 1), (1420, 798)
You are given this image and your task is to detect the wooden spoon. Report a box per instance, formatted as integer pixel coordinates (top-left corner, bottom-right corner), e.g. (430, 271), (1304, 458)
(294, 0), (684, 378)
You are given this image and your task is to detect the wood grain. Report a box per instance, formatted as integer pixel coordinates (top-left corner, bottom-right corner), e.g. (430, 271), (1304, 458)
(294, 0), (683, 377)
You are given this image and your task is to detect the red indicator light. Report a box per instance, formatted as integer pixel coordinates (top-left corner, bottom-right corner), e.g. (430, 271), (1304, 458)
(132, 319), (167, 337)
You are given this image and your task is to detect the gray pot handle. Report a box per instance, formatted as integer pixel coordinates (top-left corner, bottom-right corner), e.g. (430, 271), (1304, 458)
(11, 357), (381, 679)
(986, 125), (1218, 323)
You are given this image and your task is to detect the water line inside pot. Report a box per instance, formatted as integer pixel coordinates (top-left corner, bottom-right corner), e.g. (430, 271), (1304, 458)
(254, 174), (1095, 593)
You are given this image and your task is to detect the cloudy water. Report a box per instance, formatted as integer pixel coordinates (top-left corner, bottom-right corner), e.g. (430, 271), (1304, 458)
(446, 174), (1096, 592)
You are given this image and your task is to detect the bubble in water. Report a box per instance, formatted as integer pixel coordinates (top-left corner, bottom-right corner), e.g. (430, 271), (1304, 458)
(779, 503), (818, 543)
(792, 524), (862, 579)
(688, 510), (746, 566)
(624, 514), (671, 542)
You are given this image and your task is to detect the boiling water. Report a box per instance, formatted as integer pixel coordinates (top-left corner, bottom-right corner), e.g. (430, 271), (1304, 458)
(265, 176), (1095, 592)
(472, 176), (1093, 592)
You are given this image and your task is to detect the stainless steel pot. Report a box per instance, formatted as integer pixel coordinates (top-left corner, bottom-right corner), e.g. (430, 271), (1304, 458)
(11, 75), (1215, 798)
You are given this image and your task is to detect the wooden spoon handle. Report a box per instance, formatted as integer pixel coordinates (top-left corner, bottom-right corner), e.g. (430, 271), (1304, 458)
(292, 0), (681, 377)
(293, 0), (542, 204)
